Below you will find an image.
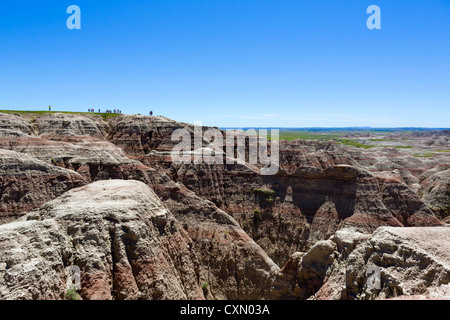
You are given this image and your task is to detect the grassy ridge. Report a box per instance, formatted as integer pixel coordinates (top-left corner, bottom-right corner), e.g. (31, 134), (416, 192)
(0, 110), (121, 121)
(277, 131), (343, 141)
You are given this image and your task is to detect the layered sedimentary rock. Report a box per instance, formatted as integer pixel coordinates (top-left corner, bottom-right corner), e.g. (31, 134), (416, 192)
(277, 139), (358, 173)
(0, 180), (278, 300)
(149, 158), (441, 265)
(0, 113), (156, 184)
(0, 113), (281, 300)
(108, 115), (195, 156)
(0, 111), (447, 300)
(343, 133), (450, 220)
(100, 115), (444, 266)
(0, 149), (85, 222)
(142, 168), (280, 300)
(419, 167), (450, 221)
(272, 226), (450, 300)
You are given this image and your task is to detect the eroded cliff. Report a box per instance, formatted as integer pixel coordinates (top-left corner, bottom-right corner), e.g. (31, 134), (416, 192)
(0, 111), (448, 300)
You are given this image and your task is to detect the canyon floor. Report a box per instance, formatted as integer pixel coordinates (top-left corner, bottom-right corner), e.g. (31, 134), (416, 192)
(0, 111), (449, 300)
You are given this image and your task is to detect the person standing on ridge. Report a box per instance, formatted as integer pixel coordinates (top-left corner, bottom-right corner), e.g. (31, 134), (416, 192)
(49, 105), (51, 111)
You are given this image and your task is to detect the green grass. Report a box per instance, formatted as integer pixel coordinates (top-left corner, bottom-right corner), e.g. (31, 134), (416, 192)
(252, 209), (261, 222)
(368, 138), (396, 141)
(413, 152), (435, 158)
(376, 145), (413, 149)
(335, 139), (375, 149)
(98, 113), (122, 120)
(436, 150), (450, 153)
(264, 197), (275, 203)
(64, 288), (81, 300)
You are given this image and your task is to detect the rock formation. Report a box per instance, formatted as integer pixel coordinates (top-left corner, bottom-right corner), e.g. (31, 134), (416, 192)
(0, 180), (278, 300)
(272, 226), (450, 300)
(0, 111), (448, 300)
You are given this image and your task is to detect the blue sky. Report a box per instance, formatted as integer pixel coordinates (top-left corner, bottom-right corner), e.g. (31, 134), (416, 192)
(0, 0), (449, 127)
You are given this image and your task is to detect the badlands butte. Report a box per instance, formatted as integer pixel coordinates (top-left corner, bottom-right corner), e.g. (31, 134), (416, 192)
(0, 111), (449, 300)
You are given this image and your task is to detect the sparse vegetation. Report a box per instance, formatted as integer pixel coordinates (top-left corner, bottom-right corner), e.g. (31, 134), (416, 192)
(275, 132), (343, 141)
(252, 209), (261, 222)
(99, 113), (122, 120)
(252, 188), (276, 197)
(264, 197), (275, 204)
(64, 288), (81, 300)
(252, 189), (276, 207)
(273, 135), (378, 149)
(335, 139), (375, 149)
(413, 152), (435, 158)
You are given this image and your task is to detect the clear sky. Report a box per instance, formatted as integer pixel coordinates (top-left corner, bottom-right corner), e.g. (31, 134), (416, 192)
(0, 0), (449, 127)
